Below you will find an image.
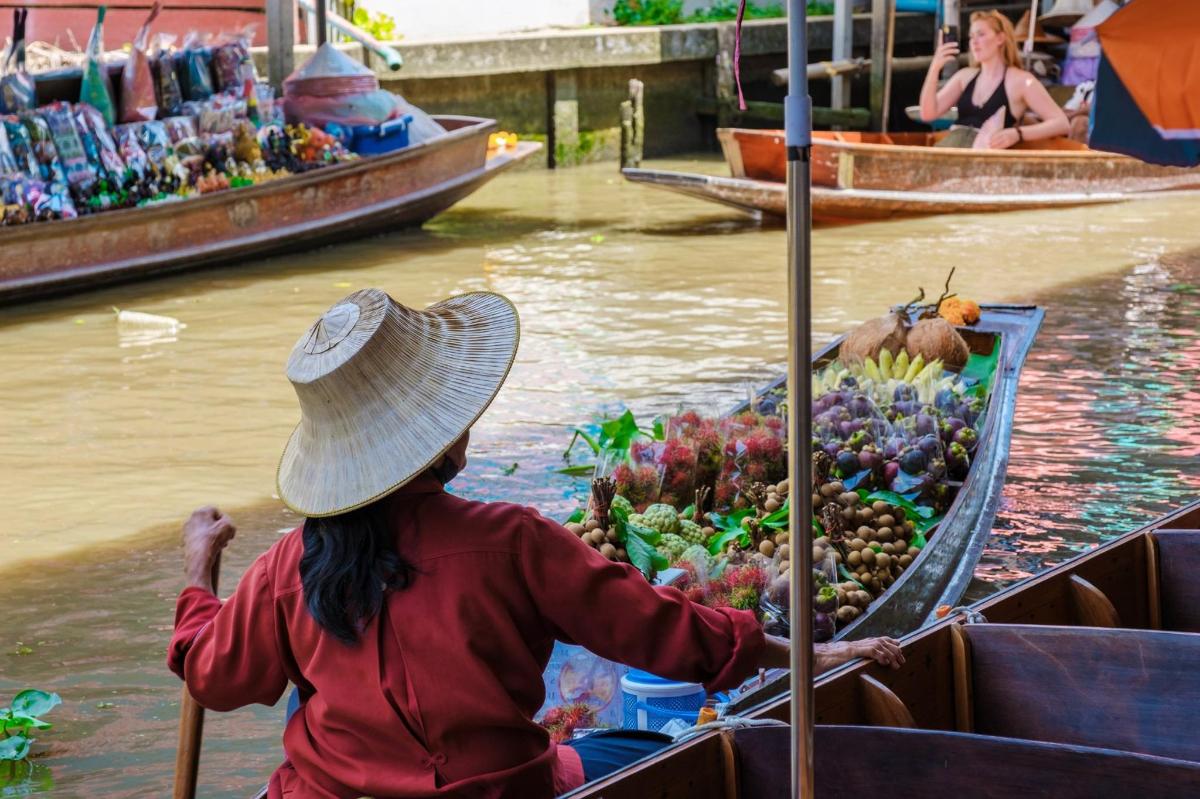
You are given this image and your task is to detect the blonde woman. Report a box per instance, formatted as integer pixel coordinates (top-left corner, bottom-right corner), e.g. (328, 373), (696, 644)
(920, 10), (1069, 148)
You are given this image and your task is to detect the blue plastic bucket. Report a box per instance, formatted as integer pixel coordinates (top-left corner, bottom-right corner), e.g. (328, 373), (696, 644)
(350, 114), (413, 156)
(620, 669), (707, 732)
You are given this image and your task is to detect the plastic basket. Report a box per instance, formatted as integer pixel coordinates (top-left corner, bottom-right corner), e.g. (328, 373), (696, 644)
(620, 670), (706, 732)
(350, 114), (413, 156)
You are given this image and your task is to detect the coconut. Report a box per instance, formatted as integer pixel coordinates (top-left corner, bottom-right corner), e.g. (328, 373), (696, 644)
(905, 317), (970, 370)
(838, 312), (908, 364)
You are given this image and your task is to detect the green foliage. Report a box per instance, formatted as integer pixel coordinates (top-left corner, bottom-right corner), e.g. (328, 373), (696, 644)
(559, 409), (664, 476)
(351, 7), (398, 40)
(0, 690), (59, 763)
(610, 0), (831, 25)
(611, 503), (668, 579)
(611, 0), (684, 26)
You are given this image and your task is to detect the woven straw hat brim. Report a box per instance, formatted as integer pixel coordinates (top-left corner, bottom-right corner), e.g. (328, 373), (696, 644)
(276, 290), (520, 517)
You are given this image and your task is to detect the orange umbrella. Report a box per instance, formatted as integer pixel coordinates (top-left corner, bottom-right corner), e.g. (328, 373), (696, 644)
(1089, 0), (1199, 165)
(1097, 0), (1200, 140)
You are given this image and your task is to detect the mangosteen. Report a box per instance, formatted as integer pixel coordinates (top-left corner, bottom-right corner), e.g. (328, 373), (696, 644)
(934, 387), (958, 413)
(835, 450), (861, 477)
(914, 412), (938, 437)
(840, 375), (859, 389)
(946, 442), (970, 479)
(883, 436), (905, 460)
(883, 460), (899, 484)
(893, 400), (920, 418)
(893, 384), (916, 403)
(848, 394), (875, 419)
(953, 427), (979, 452)
(858, 448), (883, 471)
(917, 434), (942, 458)
(822, 441), (842, 458)
(847, 430), (873, 451)
(899, 448), (928, 475)
(927, 458), (946, 480)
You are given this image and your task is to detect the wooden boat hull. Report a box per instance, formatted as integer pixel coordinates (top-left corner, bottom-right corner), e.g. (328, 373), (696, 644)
(0, 117), (542, 305)
(723, 128), (1200, 195)
(621, 168), (1130, 222)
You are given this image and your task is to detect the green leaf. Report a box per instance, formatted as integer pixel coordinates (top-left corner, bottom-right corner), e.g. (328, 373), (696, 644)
(862, 490), (936, 519)
(599, 410), (645, 452)
(11, 691), (60, 718)
(0, 734), (30, 761)
(650, 419), (666, 441)
(761, 497), (790, 529)
(709, 507), (756, 532)
(556, 464), (596, 477)
(624, 522), (667, 579)
(564, 427), (601, 457)
(910, 528), (928, 549)
(500, 462), (519, 476)
(4, 714), (50, 732)
(706, 527), (749, 556)
(681, 504), (696, 519)
(564, 508), (585, 525)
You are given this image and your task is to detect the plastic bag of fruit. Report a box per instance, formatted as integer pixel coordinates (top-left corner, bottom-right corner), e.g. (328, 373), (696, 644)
(121, 2), (162, 123)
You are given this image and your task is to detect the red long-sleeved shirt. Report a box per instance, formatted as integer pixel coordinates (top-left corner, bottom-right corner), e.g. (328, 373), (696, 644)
(168, 474), (765, 798)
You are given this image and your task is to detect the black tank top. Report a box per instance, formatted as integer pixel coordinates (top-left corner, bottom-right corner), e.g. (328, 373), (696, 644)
(957, 68), (1018, 129)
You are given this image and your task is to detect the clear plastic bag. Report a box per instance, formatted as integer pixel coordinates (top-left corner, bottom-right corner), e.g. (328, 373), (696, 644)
(0, 9), (35, 114)
(121, 2), (162, 123)
(150, 34), (183, 117)
(75, 103), (126, 183)
(79, 6), (116, 127)
(178, 32), (215, 102)
(211, 26), (257, 95)
(0, 121), (19, 175)
(42, 102), (95, 194)
(3, 116), (39, 177)
(21, 113), (65, 184)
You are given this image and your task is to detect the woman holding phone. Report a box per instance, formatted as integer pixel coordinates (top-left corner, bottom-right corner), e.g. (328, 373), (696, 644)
(919, 10), (1069, 148)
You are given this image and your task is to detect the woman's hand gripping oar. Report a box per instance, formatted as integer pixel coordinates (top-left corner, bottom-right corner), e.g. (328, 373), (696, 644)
(173, 506), (237, 799)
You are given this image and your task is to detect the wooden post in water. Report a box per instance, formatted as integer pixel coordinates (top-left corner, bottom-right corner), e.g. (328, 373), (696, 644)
(869, 0), (895, 132)
(831, 0), (854, 117)
(715, 22), (737, 128)
(620, 79), (645, 170)
(620, 100), (635, 169)
(266, 0), (296, 91)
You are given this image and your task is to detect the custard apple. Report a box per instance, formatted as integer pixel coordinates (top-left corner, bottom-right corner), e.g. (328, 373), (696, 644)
(611, 495), (635, 517)
(657, 533), (689, 562)
(642, 503), (682, 535)
(678, 519), (706, 545)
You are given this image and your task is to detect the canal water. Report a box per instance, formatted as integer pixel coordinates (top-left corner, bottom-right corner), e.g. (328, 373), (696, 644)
(2, 157), (1199, 796)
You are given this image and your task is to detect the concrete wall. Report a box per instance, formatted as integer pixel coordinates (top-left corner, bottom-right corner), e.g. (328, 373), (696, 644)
(258, 14), (935, 167)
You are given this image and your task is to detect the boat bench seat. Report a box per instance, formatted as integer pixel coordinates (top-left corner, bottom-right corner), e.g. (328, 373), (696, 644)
(730, 725), (1200, 798)
(1149, 531), (1200, 632)
(956, 624), (1200, 762)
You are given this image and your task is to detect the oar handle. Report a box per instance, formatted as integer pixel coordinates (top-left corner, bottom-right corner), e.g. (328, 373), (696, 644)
(173, 553), (221, 799)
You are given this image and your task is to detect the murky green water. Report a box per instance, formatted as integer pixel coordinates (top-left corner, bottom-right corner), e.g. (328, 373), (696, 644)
(1, 156), (1199, 796)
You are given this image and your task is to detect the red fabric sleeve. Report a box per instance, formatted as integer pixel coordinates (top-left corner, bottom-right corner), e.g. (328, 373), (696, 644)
(520, 509), (765, 694)
(165, 555), (289, 712)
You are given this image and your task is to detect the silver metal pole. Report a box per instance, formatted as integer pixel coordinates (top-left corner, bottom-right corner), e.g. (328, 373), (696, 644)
(785, 0), (814, 796)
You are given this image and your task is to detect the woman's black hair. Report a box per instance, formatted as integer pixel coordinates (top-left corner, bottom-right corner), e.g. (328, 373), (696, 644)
(300, 496), (416, 644)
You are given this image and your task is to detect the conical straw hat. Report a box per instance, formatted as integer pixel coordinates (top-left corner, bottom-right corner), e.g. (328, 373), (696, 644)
(277, 289), (520, 517)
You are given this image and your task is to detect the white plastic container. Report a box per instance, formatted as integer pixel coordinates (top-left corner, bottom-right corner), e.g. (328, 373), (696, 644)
(620, 669), (707, 732)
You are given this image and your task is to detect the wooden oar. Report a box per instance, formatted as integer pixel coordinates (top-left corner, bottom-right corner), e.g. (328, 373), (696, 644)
(172, 553), (221, 799)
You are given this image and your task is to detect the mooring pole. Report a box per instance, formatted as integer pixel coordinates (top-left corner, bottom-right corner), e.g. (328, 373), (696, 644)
(785, 0), (815, 794)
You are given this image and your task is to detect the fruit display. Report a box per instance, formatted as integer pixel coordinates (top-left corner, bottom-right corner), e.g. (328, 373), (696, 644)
(558, 279), (995, 639)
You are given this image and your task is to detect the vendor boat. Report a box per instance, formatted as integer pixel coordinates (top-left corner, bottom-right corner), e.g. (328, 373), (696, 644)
(567, 497), (1200, 798)
(623, 128), (1200, 223)
(0, 116), (540, 304)
(758, 304), (1042, 643)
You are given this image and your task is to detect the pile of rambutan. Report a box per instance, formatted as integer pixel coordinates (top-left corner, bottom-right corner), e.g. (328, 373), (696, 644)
(540, 702), (599, 744)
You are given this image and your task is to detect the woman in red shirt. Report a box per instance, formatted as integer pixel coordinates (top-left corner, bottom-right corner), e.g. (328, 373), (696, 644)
(169, 289), (902, 799)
